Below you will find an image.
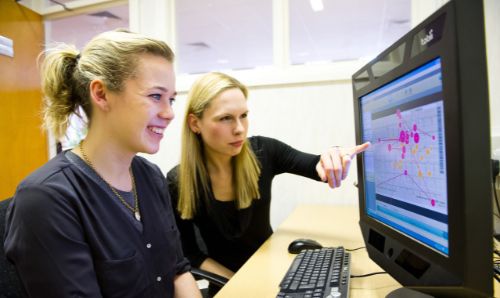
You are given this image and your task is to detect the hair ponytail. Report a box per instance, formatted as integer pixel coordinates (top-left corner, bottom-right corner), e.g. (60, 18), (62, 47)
(40, 44), (84, 140)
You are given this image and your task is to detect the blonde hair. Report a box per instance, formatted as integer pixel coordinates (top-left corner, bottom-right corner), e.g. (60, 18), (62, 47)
(178, 72), (261, 219)
(40, 29), (174, 140)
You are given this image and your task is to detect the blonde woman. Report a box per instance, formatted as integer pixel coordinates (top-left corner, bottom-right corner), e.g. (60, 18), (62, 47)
(166, 72), (369, 293)
(4, 30), (201, 298)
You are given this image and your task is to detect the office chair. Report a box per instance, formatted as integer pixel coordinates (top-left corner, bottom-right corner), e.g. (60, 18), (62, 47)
(191, 267), (228, 298)
(0, 198), (24, 297)
(0, 197), (226, 297)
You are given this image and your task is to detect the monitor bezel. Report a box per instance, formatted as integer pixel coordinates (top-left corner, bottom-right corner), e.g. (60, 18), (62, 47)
(359, 56), (452, 258)
(352, 0), (492, 296)
(354, 2), (461, 273)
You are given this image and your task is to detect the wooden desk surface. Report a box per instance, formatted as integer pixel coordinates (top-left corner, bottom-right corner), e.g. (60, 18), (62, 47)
(215, 204), (400, 298)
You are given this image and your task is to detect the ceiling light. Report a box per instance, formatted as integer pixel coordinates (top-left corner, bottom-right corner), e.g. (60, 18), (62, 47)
(310, 0), (324, 12)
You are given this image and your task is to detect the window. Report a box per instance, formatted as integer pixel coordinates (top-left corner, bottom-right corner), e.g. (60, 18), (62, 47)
(289, 0), (410, 64)
(175, 0), (273, 74)
(45, 3), (129, 49)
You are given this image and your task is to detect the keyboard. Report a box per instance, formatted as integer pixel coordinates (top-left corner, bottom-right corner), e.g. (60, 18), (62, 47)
(276, 247), (351, 298)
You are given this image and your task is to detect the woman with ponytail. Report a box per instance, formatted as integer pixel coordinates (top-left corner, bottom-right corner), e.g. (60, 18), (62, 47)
(4, 30), (201, 298)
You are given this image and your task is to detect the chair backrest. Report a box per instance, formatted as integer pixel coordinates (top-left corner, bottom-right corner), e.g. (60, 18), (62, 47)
(0, 198), (24, 297)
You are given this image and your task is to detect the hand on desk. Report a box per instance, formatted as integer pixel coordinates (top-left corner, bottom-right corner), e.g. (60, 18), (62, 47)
(316, 142), (371, 188)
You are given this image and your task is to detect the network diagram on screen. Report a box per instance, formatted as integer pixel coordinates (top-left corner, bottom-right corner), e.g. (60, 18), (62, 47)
(360, 58), (449, 255)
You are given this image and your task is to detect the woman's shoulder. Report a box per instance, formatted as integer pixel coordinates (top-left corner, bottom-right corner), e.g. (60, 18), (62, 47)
(13, 153), (82, 214)
(165, 165), (180, 199)
(17, 152), (74, 191)
(166, 164), (179, 185)
(248, 135), (281, 149)
(248, 135), (289, 155)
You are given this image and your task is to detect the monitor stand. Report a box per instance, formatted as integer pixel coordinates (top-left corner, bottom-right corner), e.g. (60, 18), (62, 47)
(386, 287), (434, 298)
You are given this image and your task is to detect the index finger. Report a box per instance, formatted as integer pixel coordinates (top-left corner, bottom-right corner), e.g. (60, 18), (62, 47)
(349, 142), (371, 156)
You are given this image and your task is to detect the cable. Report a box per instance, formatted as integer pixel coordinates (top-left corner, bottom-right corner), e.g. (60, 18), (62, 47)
(342, 247), (386, 278)
(346, 246), (365, 252)
(351, 271), (387, 278)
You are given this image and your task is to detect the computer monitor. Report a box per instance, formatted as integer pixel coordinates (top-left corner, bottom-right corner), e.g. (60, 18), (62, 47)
(352, 1), (492, 297)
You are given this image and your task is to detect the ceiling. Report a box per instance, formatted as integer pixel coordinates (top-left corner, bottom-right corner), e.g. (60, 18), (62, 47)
(43, 0), (411, 74)
(45, 4), (129, 50)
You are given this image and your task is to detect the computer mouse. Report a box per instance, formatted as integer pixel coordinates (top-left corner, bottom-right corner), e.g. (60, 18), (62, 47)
(288, 238), (323, 254)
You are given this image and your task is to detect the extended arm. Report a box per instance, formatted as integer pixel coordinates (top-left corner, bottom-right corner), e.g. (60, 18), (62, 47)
(260, 136), (370, 188)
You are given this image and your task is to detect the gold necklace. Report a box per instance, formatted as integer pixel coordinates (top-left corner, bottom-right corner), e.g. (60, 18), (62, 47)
(79, 141), (141, 221)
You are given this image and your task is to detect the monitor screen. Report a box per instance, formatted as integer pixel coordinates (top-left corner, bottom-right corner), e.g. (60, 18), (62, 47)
(352, 1), (492, 296)
(360, 57), (449, 256)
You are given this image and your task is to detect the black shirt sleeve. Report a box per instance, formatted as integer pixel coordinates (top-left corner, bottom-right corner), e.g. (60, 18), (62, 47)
(4, 185), (102, 297)
(254, 136), (322, 181)
(166, 167), (208, 268)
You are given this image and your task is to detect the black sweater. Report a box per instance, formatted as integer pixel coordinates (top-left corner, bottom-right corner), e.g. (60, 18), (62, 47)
(5, 152), (189, 298)
(166, 136), (321, 272)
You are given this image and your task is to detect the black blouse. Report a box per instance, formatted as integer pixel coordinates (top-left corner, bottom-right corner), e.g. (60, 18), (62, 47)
(167, 136), (321, 272)
(4, 152), (189, 298)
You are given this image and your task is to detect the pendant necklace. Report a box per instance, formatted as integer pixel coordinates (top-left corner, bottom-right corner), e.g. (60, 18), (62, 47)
(79, 141), (141, 221)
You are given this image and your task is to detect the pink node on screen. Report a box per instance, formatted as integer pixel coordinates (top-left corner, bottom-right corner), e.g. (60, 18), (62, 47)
(404, 169), (408, 175)
(399, 131), (405, 142)
(414, 132), (420, 143)
(413, 124), (417, 131)
(431, 199), (436, 207)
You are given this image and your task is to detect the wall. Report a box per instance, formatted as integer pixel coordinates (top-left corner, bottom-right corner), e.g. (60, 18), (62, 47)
(0, 1), (46, 200)
(138, 0), (500, 230)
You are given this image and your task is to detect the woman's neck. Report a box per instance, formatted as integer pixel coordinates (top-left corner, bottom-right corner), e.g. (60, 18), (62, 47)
(205, 152), (232, 175)
(73, 133), (135, 191)
(205, 151), (235, 201)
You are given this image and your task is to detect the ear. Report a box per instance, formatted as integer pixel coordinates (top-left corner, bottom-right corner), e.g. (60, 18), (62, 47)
(89, 79), (110, 112)
(187, 113), (201, 134)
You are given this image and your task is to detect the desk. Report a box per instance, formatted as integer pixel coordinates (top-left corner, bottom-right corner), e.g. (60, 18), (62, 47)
(215, 204), (400, 297)
(215, 204), (500, 298)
